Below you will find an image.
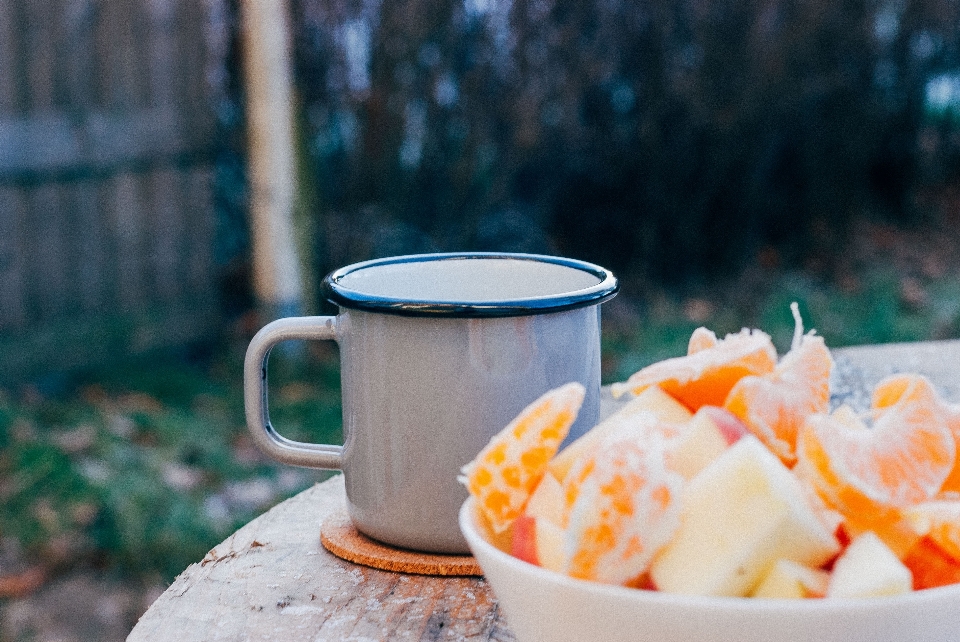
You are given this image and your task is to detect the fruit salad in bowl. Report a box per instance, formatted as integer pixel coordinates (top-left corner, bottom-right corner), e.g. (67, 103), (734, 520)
(458, 304), (960, 642)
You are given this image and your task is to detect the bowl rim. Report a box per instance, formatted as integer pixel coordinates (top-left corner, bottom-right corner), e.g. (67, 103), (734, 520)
(458, 497), (960, 614)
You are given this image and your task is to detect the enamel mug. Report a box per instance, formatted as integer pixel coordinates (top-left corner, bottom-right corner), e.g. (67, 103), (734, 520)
(244, 252), (618, 553)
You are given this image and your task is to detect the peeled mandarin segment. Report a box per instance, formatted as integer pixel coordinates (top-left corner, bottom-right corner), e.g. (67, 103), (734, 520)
(795, 376), (955, 528)
(839, 510), (922, 560)
(548, 385), (690, 483)
(941, 402), (960, 493)
(873, 376), (960, 494)
(687, 326), (718, 354)
(472, 503), (515, 553)
(461, 382), (585, 534)
(564, 434), (683, 585)
(872, 374), (960, 492)
(873, 377), (960, 491)
(940, 412), (960, 493)
(610, 328), (777, 409)
(798, 475), (845, 540)
(559, 416), (680, 526)
(724, 334), (832, 465)
(904, 500), (960, 561)
(903, 536), (960, 590)
(872, 375), (914, 409)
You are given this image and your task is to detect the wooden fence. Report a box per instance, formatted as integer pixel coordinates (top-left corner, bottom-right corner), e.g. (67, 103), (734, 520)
(0, 0), (225, 383)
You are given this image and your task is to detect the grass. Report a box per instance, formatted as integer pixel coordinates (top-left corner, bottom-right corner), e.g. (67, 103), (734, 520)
(3, 220), (960, 588)
(0, 342), (342, 586)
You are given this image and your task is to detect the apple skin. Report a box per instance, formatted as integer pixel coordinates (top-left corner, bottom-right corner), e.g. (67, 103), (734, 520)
(511, 515), (540, 566)
(513, 473), (571, 572)
(510, 513), (567, 572)
(697, 405), (750, 445)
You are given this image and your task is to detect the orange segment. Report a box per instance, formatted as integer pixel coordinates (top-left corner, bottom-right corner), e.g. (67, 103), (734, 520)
(611, 328), (777, 410)
(461, 382), (585, 534)
(548, 385), (690, 484)
(904, 500), (960, 562)
(876, 374), (960, 495)
(724, 304), (832, 464)
(563, 429), (683, 585)
(795, 375), (955, 552)
(904, 536), (960, 590)
(687, 327), (718, 354)
(559, 416), (680, 524)
(838, 510), (922, 560)
(939, 403), (960, 493)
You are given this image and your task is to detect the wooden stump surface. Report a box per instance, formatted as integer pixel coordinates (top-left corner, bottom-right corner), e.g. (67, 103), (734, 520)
(127, 339), (960, 641)
(127, 473), (516, 642)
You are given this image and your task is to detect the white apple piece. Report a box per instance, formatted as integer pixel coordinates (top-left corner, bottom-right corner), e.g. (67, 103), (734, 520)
(751, 559), (830, 599)
(650, 436), (840, 597)
(827, 531), (913, 598)
(510, 513), (568, 573)
(510, 473), (569, 572)
(532, 517), (566, 573)
(666, 405), (748, 480)
(549, 385), (692, 482)
(524, 471), (564, 526)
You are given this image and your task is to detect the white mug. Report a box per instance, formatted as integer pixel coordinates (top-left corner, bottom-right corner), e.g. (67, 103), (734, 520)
(244, 252), (618, 553)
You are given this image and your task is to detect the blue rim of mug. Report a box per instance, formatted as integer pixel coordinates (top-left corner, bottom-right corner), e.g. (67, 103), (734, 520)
(321, 252), (619, 317)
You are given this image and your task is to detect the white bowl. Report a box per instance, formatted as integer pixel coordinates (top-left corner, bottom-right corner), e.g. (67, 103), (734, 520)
(459, 498), (960, 642)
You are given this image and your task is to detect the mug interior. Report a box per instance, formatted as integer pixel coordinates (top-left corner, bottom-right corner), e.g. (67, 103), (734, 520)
(338, 257), (599, 301)
(323, 253), (618, 317)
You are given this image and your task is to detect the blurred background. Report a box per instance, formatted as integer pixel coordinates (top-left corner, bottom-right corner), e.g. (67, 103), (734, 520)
(0, 0), (958, 639)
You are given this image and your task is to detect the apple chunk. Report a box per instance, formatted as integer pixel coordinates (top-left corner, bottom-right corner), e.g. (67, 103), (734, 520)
(549, 385), (692, 482)
(511, 473), (568, 571)
(751, 559), (829, 599)
(649, 437), (839, 597)
(524, 472), (564, 526)
(510, 514), (566, 572)
(666, 405), (748, 480)
(827, 531), (912, 598)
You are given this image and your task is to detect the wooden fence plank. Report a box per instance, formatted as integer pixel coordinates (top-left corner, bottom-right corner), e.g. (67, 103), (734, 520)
(0, 187), (26, 331)
(28, 183), (70, 321)
(97, 0), (139, 109)
(148, 167), (185, 304)
(0, 0), (223, 383)
(0, 106), (194, 180)
(110, 170), (146, 313)
(0, 0), (20, 111)
(62, 0), (98, 109)
(71, 179), (108, 315)
(146, 0), (176, 107)
(186, 166), (217, 304)
(178, 0), (217, 140)
(23, 0), (55, 109)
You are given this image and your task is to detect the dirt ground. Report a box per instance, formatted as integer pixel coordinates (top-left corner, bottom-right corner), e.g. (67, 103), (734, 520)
(0, 572), (164, 642)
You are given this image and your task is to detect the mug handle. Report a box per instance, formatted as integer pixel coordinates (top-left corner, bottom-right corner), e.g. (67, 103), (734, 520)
(243, 316), (343, 469)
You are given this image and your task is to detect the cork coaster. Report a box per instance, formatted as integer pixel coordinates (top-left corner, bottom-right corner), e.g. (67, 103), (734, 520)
(320, 508), (482, 576)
